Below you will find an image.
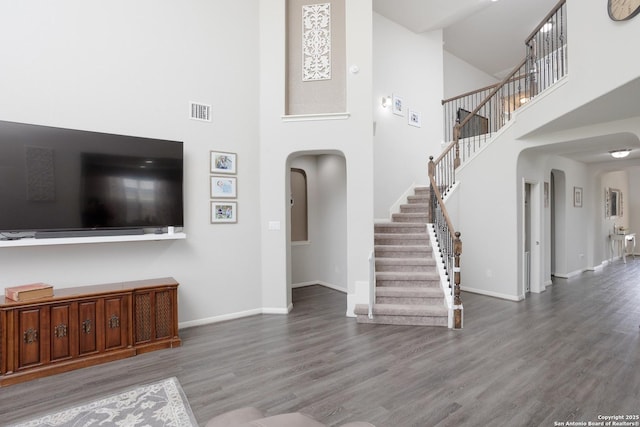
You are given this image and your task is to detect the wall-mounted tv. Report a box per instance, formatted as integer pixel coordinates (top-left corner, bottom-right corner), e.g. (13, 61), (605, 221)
(0, 120), (184, 239)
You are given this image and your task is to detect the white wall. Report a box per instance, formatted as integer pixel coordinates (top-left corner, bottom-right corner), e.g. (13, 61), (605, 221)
(259, 0), (374, 313)
(443, 51), (499, 100)
(1, 0), (374, 323)
(290, 155), (347, 291)
(372, 12), (443, 219)
(0, 0), (263, 325)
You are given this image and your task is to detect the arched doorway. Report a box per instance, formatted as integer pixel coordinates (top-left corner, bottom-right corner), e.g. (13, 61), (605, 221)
(287, 152), (348, 311)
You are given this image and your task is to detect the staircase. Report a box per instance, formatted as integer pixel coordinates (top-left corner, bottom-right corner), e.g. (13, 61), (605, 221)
(354, 187), (448, 327)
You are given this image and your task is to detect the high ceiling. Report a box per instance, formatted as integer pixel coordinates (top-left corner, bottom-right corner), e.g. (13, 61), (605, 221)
(373, 0), (640, 165)
(373, 0), (560, 79)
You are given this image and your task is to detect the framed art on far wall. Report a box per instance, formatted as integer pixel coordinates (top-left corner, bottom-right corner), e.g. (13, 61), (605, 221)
(211, 201), (237, 223)
(392, 94), (404, 116)
(408, 109), (422, 128)
(210, 175), (237, 198)
(210, 151), (237, 174)
(573, 186), (583, 208)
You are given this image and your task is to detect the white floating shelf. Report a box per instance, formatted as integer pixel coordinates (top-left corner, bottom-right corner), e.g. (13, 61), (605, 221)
(0, 233), (187, 248)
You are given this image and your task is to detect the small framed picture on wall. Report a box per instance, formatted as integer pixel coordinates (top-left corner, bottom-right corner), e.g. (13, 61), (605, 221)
(408, 110), (422, 128)
(210, 151), (237, 174)
(210, 176), (237, 198)
(392, 94), (404, 116)
(211, 201), (237, 223)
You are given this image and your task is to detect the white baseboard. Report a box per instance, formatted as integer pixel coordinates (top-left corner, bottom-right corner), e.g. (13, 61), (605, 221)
(291, 281), (346, 293)
(552, 268), (585, 279)
(179, 308), (263, 329)
(587, 262), (606, 272)
(180, 282), (345, 329)
(263, 304), (293, 315)
(461, 286), (524, 302)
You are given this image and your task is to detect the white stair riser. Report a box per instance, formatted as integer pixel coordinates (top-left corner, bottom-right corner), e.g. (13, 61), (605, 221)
(375, 264), (432, 272)
(374, 237), (429, 245)
(391, 214), (429, 223)
(355, 314), (447, 327)
(376, 280), (440, 288)
(377, 296), (445, 305)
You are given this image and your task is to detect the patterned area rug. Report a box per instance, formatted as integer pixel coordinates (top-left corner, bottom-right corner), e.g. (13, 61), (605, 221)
(11, 377), (198, 427)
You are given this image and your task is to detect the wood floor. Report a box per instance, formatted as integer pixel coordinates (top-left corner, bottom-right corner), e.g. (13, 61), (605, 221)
(2, 260), (640, 426)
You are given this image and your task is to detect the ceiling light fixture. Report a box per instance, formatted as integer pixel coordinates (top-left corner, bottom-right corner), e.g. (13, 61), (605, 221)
(609, 149), (631, 159)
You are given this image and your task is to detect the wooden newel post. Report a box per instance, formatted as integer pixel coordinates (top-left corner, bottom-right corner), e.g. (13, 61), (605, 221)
(428, 156), (436, 223)
(453, 231), (463, 329)
(453, 125), (461, 169)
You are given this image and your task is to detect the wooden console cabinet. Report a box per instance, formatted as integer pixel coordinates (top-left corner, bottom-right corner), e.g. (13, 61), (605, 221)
(0, 277), (180, 387)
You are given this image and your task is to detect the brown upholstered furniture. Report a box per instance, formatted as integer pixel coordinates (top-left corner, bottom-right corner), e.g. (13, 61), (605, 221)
(205, 407), (375, 427)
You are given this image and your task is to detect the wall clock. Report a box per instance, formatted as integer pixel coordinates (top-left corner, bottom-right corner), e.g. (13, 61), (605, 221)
(608, 0), (640, 21)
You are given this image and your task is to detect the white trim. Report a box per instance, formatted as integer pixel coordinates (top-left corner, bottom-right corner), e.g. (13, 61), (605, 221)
(179, 308), (262, 329)
(291, 281), (347, 293)
(552, 268), (586, 279)
(178, 303), (294, 330)
(461, 286), (525, 302)
(388, 183), (420, 220)
(291, 240), (311, 246)
(544, 280), (553, 287)
(263, 304), (293, 315)
(282, 112), (350, 122)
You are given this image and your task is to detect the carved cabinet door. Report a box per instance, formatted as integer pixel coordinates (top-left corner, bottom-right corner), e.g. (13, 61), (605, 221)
(50, 304), (71, 361)
(18, 308), (43, 369)
(104, 296), (127, 351)
(78, 301), (97, 355)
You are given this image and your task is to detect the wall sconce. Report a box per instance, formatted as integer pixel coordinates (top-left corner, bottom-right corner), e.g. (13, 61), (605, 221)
(610, 149), (631, 159)
(381, 96), (392, 108)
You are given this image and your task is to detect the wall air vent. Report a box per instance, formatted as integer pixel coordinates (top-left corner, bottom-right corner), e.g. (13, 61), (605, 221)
(189, 102), (211, 122)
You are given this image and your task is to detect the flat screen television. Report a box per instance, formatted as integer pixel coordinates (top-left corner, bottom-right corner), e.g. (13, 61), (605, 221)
(0, 120), (184, 239)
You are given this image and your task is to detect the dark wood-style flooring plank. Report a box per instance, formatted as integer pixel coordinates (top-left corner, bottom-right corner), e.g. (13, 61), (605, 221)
(2, 260), (640, 426)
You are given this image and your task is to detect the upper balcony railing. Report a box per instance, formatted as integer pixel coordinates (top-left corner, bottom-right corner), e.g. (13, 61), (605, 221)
(441, 0), (568, 169)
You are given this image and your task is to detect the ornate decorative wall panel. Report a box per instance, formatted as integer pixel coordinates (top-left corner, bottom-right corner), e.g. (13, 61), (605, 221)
(302, 3), (331, 81)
